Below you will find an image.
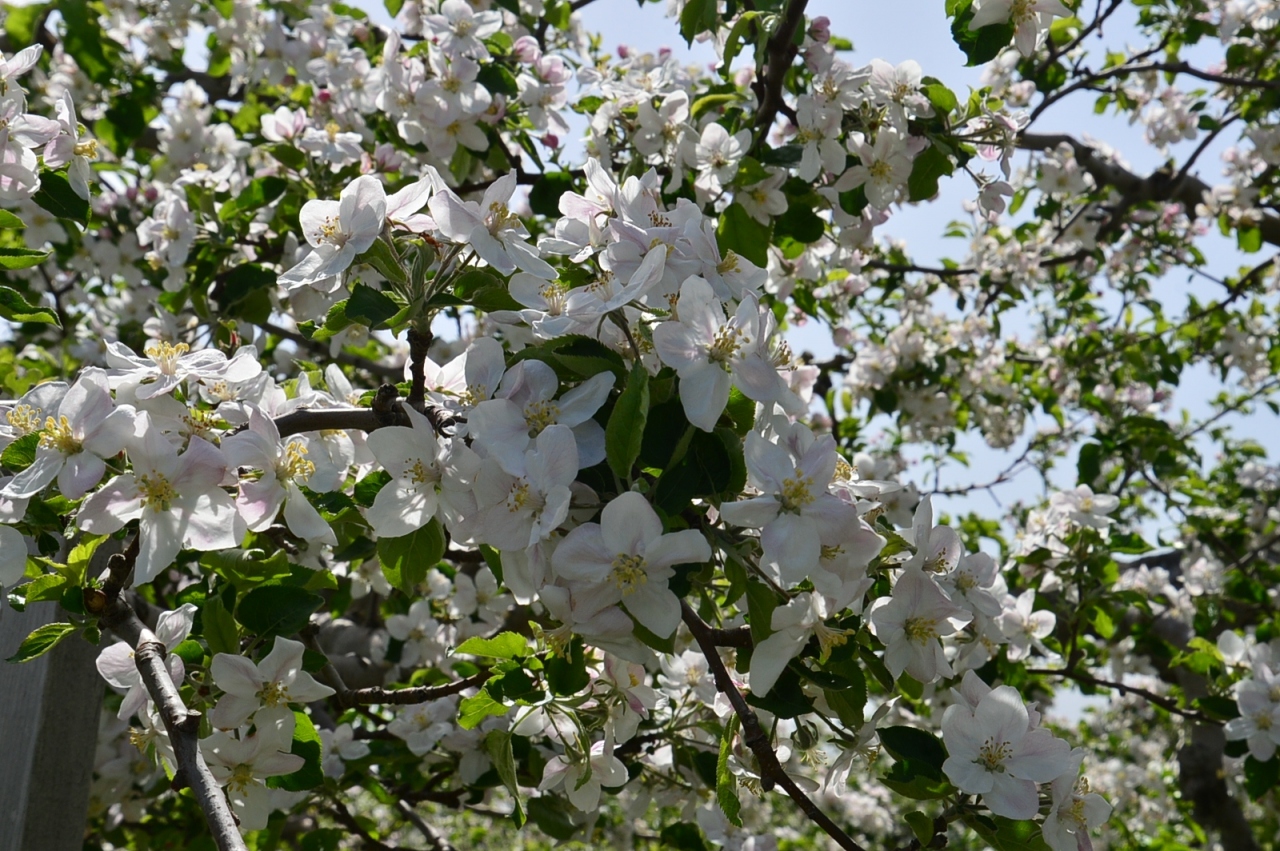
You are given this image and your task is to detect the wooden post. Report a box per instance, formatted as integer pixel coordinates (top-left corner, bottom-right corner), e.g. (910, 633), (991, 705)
(0, 602), (102, 851)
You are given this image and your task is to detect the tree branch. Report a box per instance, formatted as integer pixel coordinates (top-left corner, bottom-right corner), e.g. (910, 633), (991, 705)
(341, 672), (489, 707)
(274, 384), (407, 438)
(97, 541), (248, 851)
(1026, 667), (1216, 723)
(751, 0), (809, 139)
(1016, 131), (1280, 248)
(681, 603), (866, 851)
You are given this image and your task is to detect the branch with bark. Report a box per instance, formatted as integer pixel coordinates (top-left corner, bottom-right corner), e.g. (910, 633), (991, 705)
(681, 603), (866, 851)
(751, 0), (809, 141)
(94, 540), (248, 851)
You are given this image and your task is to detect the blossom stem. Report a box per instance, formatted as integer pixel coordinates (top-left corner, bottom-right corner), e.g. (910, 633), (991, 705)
(681, 602), (867, 851)
(97, 540), (248, 851)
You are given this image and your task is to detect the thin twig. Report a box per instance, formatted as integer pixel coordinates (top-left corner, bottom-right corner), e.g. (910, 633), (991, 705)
(343, 672), (489, 706)
(681, 603), (866, 851)
(1026, 667), (1217, 723)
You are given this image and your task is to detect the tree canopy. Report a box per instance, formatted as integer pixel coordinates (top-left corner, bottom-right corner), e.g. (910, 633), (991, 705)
(2, 0), (1280, 850)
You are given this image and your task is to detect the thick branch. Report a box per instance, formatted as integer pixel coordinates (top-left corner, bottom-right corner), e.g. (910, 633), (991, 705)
(97, 543), (247, 851)
(274, 384), (406, 438)
(681, 603), (866, 851)
(752, 0), (809, 137)
(1016, 132), (1280, 248)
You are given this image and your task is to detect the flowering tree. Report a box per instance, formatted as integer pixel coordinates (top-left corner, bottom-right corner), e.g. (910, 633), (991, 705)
(3, 0), (1280, 849)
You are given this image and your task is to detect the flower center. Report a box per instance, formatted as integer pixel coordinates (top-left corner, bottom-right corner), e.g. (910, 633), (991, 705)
(280, 442), (316, 483)
(779, 471), (816, 511)
(325, 121), (341, 142)
(486, 201), (519, 233)
(869, 159), (894, 181)
(145, 341), (190, 374)
(902, 616), (939, 643)
(228, 763), (255, 793)
(74, 139), (99, 159)
(6, 404), (42, 434)
(408, 458), (435, 485)
(507, 480), (544, 513)
(138, 472), (178, 512)
(39, 415), (82, 455)
(611, 553), (648, 595)
(1256, 711), (1274, 731)
(716, 251), (741, 275)
(976, 737), (1013, 771)
(259, 681), (288, 707)
(708, 324), (748, 367)
(813, 621), (849, 660)
(523, 400), (560, 436)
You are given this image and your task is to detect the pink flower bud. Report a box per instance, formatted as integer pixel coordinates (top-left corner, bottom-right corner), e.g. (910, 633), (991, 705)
(513, 35), (541, 64)
(616, 43), (630, 59)
(541, 133), (560, 149)
(808, 16), (831, 43)
(658, 46), (671, 61)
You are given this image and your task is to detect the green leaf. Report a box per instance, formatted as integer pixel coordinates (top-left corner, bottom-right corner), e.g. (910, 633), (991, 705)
(4, 3), (49, 46)
(455, 631), (529, 660)
(823, 668), (867, 728)
(32, 172), (89, 226)
(878, 726), (948, 772)
(527, 796), (579, 841)
(57, 0), (115, 84)
(716, 714), (742, 826)
(6, 621), (78, 663)
(355, 238), (409, 287)
(744, 578), (778, 646)
(606, 361), (646, 478)
(679, 0), (717, 45)
(720, 11), (760, 78)
(716, 202), (771, 268)
(457, 689), (510, 729)
(1, 432), (40, 473)
(202, 596), (240, 656)
(485, 730), (526, 826)
(172, 639), (205, 666)
(964, 815), (1053, 851)
(545, 637), (589, 696)
(24, 573), (68, 603)
(235, 585), (323, 636)
(218, 176), (287, 222)
(0, 286), (59, 325)
(949, 0), (1017, 66)
(660, 823), (709, 851)
(1238, 225), (1263, 253)
(528, 171), (576, 217)
(346, 282), (402, 329)
(905, 811), (935, 845)
(64, 534), (104, 585)
(922, 82), (958, 113)
(220, 264), (277, 310)
(270, 710), (326, 791)
(268, 144), (307, 171)
(907, 144), (954, 202)
(0, 209), (25, 229)
(377, 519), (445, 595)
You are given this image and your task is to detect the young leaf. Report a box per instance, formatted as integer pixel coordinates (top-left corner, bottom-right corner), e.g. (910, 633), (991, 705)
(6, 622), (78, 663)
(378, 519), (445, 595)
(606, 361), (647, 478)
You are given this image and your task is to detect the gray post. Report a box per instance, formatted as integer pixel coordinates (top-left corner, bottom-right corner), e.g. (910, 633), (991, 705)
(0, 602), (102, 851)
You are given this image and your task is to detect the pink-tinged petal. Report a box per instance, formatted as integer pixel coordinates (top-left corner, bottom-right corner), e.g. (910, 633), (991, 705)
(645, 529), (711, 570)
(652, 322), (706, 372)
(804, 494), (859, 542)
(367, 479), (438, 538)
(718, 495), (782, 529)
(749, 629), (807, 696)
(744, 431), (796, 492)
(58, 452), (106, 500)
(176, 437), (230, 492)
(77, 475), (143, 534)
(237, 475), (287, 531)
(258, 636), (306, 685)
(80, 405), (135, 459)
(761, 513), (821, 579)
(731, 355), (784, 403)
(0, 525), (28, 586)
(624, 583), (680, 638)
(299, 199), (342, 247)
(4, 449), (63, 498)
(156, 603), (197, 648)
(284, 482), (337, 544)
(95, 642), (139, 689)
(211, 653), (265, 698)
(601, 491), (662, 556)
(556, 372), (615, 427)
(181, 490), (244, 552)
(210, 693), (264, 730)
(985, 774), (1040, 820)
(1006, 727), (1073, 782)
(678, 362), (731, 432)
(551, 523), (613, 582)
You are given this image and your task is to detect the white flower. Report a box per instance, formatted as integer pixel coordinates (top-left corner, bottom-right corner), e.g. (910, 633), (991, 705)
(539, 735), (629, 812)
(77, 414), (245, 586)
(868, 567), (972, 683)
(365, 405), (479, 539)
(105, 340), (262, 401)
(424, 0), (503, 59)
(1224, 664), (1280, 761)
(1050, 485), (1119, 529)
(553, 491), (711, 639)
(202, 727), (305, 832)
(429, 172), (555, 278)
(2, 369), (134, 500)
(970, 0), (1075, 57)
(222, 406), (341, 545)
(693, 123), (750, 198)
(96, 604), (197, 720)
(208, 637), (336, 730)
(1042, 751), (1112, 851)
(750, 592), (849, 696)
(0, 524), (26, 588)
(280, 175), (387, 288)
(652, 277), (786, 431)
(718, 430), (857, 585)
(42, 91), (97, 200)
(835, 129), (914, 210)
(388, 699), (457, 756)
(941, 683), (1073, 819)
(474, 424), (579, 551)
(320, 723), (371, 778)
(998, 589), (1056, 661)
